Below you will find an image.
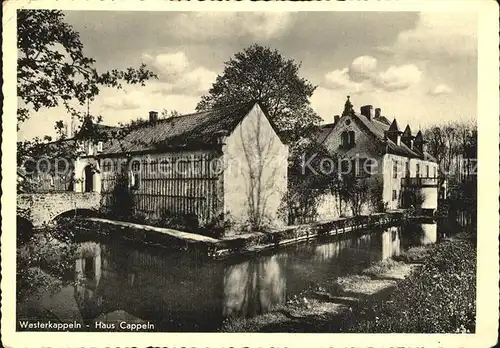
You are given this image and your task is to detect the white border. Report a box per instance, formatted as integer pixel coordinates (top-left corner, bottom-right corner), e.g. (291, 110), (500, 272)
(2, 1), (499, 347)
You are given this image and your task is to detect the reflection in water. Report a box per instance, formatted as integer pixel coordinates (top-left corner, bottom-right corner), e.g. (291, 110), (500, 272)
(381, 227), (401, 260)
(223, 255), (286, 318)
(27, 220), (461, 331)
(419, 223), (437, 245)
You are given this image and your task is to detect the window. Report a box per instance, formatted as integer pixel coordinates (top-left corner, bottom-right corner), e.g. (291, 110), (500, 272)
(393, 160), (398, 178)
(433, 166), (437, 178)
(352, 159), (358, 177)
(130, 160), (141, 190)
(392, 190), (397, 201)
(341, 131), (349, 148)
(348, 131), (355, 145)
(151, 160), (158, 174)
(340, 158), (350, 174)
(405, 162), (410, 178)
(426, 165), (430, 178)
(97, 141), (103, 152)
(363, 158), (374, 177)
(341, 131), (355, 149)
(416, 163), (420, 178)
(102, 162), (111, 173)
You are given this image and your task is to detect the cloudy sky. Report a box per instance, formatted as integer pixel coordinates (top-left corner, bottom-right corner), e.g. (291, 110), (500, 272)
(18, 11), (477, 140)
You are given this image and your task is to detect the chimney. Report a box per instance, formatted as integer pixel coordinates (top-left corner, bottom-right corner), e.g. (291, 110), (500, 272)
(375, 108), (381, 118)
(149, 110), (158, 123)
(360, 105), (374, 120)
(333, 115), (340, 126)
(65, 122), (71, 138)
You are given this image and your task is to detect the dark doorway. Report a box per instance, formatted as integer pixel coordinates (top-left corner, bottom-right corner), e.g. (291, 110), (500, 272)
(84, 165), (94, 192)
(401, 190), (415, 209)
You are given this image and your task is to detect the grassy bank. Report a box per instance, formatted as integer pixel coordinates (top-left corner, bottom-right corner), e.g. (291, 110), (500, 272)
(340, 238), (476, 333)
(221, 237), (476, 333)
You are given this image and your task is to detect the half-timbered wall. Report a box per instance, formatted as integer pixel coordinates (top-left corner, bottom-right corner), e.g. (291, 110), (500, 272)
(99, 149), (224, 226)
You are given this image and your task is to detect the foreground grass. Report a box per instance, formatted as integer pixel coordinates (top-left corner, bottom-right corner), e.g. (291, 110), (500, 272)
(340, 239), (476, 333)
(222, 238), (476, 333)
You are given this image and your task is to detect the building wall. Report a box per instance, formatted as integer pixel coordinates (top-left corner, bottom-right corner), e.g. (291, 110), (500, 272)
(99, 149), (224, 227)
(321, 114), (439, 212)
(222, 104), (288, 232)
(321, 114), (382, 161)
(382, 154), (439, 210)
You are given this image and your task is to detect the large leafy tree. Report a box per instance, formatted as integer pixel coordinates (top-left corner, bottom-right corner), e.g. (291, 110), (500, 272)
(196, 44), (321, 142)
(17, 10), (157, 131)
(17, 9), (157, 184)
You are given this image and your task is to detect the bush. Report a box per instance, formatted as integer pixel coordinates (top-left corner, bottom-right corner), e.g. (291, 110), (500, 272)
(394, 246), (429, 263)
(17, 230), (77, 302)
(361, 259), (403, 277)
(340, 240), (476, 333)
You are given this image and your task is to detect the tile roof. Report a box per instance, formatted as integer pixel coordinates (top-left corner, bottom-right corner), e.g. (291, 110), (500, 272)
(323, 111), (436, 162)
(100, 101), (258, 155)
(374, 115), (391, 126)
(315, 123), (336, 145)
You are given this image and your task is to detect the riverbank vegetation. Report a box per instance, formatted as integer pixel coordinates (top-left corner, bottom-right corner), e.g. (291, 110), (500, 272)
(221, 236), (476, 333)
(17, 227), (76, 302)
(340, 238), (476, 333)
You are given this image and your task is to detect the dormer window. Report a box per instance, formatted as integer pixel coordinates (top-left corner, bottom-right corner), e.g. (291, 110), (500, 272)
(341, 131), (349, 147)
(341, 131), (355, 149)
(348, 131), (355, 145)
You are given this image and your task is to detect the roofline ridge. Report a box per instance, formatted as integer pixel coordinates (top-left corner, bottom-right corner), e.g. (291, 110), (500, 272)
(148, 100), (257, 123)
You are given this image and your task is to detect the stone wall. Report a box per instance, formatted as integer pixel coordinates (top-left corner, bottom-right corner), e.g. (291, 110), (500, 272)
(17, 192), (101, 227)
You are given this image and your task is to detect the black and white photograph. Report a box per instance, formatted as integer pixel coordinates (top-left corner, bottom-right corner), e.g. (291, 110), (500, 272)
(2, 1), (499, 347)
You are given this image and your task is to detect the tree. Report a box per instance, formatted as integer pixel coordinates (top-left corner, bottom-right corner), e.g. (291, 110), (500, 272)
(341, 174), (371, 217)
(160, 109), (181, 119)
(424, 120), (477, 185)
(196, 44), (321, 142)
(280, 138), (338, 224)
(17, 10), (157, 132)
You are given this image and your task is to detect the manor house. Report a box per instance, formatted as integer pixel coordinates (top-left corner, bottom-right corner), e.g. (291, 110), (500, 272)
(314, 96), (439, 217)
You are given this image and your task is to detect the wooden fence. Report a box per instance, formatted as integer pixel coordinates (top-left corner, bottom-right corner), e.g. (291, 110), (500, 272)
(100, 150), (224, 227)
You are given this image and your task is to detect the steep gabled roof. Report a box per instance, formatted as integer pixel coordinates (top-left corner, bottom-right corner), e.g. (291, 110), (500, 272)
(100, 101), (259, 155)
(414, 130), (423, 142)
(402, 125), (412, 137)
(340, 112), (434, 160)
(388, 119), (400, 132)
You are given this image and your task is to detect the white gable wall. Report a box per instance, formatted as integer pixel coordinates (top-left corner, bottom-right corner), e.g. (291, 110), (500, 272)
(222, 104), (288, 233)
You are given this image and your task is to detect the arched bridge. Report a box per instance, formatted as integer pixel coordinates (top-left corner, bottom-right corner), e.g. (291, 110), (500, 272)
(17, 192), (102, 228)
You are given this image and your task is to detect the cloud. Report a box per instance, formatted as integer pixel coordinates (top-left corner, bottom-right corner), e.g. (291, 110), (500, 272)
(101, 93), (143, 110)
(373, 64), (422, 92)
(171, 67), (218, 95)
(324, 57), (422, 94)
(324, 68), (369, 94)
(349, 55), (378, 81)
(142, 52), (189, 80)
(141, 52), (217, 96)
(384, 12), (477, 60)
(429, 83), (453, 96)
(170, 12), (294, 41)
